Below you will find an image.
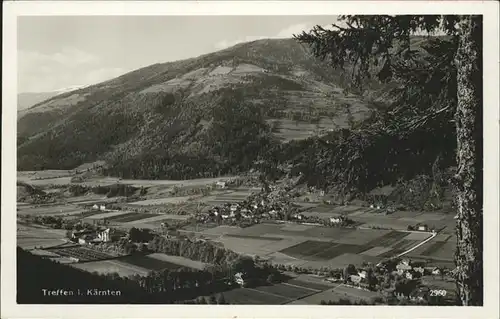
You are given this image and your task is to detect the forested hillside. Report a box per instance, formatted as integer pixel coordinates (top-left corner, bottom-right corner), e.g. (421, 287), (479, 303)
(17, 37), (456, 204)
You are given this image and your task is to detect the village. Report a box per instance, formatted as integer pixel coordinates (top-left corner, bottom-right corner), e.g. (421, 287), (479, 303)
(16, 172), (457, 305)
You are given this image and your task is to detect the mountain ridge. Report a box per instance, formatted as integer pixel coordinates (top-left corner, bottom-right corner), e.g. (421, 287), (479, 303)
(18, 38), (380, 177)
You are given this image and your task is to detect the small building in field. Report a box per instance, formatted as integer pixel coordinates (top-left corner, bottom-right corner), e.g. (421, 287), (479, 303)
(216, 181), (227, 189)
(99, 204), (106, 211)
(358, 270), (367, 279)
(417, 224), (429, 231)
(92, 204), (99, 210)
(294, 213), (304, 220)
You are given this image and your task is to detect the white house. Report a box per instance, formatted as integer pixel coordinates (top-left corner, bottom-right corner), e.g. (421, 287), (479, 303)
(99, 204), (106, 211)
(431, 267), (442, 275)
(216, 181), (227, 189)
(358, 270), (367, 279)
(97, 228), (111, 242)
(330, 216), (342, 224)
(234, 272), (245, 286)
(417, 224), (428, 231)
(92, 204), (99, 210)
(293, 213), (304, 220)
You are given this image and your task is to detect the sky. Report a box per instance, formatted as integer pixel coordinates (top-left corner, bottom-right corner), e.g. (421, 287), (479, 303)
(18, 16), (337, 93)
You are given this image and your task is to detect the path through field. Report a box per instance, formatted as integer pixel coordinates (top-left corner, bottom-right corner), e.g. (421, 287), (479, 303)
(395, 232), (437, 258)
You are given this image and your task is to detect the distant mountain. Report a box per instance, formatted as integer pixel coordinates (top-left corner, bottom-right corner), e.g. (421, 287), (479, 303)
(17, 38), (387, 178)
(18, 85), (88, 111)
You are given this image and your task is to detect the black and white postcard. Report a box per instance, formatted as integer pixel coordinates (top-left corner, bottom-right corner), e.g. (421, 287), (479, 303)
(2, 1), (499, 318)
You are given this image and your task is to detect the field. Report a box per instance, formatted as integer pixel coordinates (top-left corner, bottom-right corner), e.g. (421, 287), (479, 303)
(17, 203), (86, 216)
(203, 223), (431, 269)
(106, 212), (159, 223)
(280, 241), (369, 261)
(82, 211), (132, 220)
(407, 235), (456, 262)
(71, 259), (151, 277)
(70, 253), (206, 277)
(18, 171), (236, 188)
(146, 253), (207, 270)
(302, 204), (456, 233)
(17, 224), (68, 249)
(207, 190), (255, 204)
(289, 284), (381, 305)
(223, 277), (333, 305)
(47, 246), (116, 262)
(116, 255), (184, 271)
(129, 196), (194, 206)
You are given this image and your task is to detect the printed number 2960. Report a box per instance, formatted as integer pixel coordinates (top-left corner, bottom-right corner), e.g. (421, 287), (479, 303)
(430, 290), (447, 296)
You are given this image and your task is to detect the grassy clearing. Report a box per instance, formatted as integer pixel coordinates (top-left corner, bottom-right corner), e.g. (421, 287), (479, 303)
(420, 241), (450, 257)
(279, 240), (333, 260)
(302, 253), (380, 269)
(49, 246), (115, 261)
(225, 234), (283, 241)
(314, 244), (371, 260)
(17, 225), (67, 249)
(293, 284), (381, 305)
(254, 283), (314, 300)
(278, 240), (370, 261)
(146, 253), (207, 270)
(83, 211), (131, 220)
(108, 213), (159, 223)
(359, 246), (393, 257)
(129, 196), (193, 206)
(223, 287), (290, 304)
(216, 237), (283, 256)
(364, 231), (409, 247)
(391, 239), (420, 251)
(17, 204), (86, 216)
(330, 229), (392, 245)
(117, 255), (181, 271)
(71, 259), (150, 277)
(286, 278), (332, 291)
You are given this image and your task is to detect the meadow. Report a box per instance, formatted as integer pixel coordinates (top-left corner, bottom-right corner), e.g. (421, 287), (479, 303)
(71, 259), (151, 277)
(222, 277), (332, 305)
(17, 224), (68, 250)
(202, 223), (433, 269)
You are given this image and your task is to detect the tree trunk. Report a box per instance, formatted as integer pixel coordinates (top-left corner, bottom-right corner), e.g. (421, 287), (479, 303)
(453, 15), (483, 306)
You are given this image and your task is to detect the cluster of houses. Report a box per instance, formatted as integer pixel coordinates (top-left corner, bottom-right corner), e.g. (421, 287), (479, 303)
(71, 227), (127, 245)
(324, 258), (446, 302)
(390, 258), (442, 278)
(195, 184), (298, 225)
